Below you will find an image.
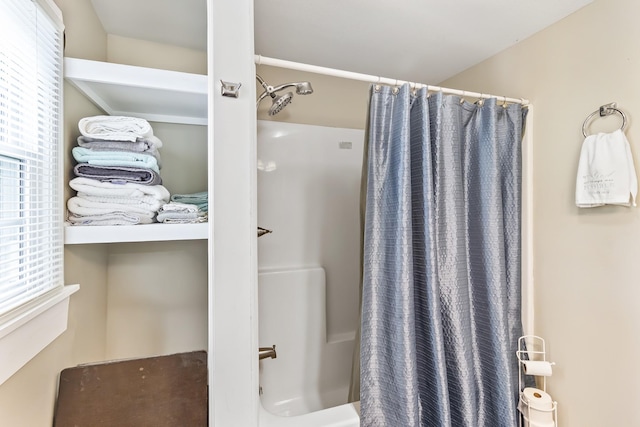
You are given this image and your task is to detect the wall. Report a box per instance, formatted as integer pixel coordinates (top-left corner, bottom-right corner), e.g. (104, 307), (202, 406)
(442, 0), (640, 425)
(107, 34), (207, 74)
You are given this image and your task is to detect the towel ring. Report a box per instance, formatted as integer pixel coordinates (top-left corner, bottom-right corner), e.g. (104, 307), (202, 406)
(582, 102), (627, 137)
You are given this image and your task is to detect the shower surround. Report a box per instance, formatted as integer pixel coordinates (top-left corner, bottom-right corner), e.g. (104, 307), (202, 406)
(257, 120), (364, 422)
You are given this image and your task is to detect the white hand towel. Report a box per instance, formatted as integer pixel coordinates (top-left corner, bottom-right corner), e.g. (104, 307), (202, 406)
(575, 129), (638, 208)
(69, 177), (170, 201)
(67, 196), (157, 218)
(159, 202), (201, 213)
(67, 213), (154, 226)
(78, 115), (154, 142)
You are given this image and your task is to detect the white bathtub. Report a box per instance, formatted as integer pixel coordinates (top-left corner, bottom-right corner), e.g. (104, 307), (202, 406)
(258, 268), (360, 426)
(259, 401), (360, 427)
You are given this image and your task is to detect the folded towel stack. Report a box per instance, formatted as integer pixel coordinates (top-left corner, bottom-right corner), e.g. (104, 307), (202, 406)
(157, 192), (209, 224)
(68, 116), (171, 225)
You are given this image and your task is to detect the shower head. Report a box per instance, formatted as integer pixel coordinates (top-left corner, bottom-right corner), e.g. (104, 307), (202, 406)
(294, 81), (313, 95)
(272, 81), (314, 96)
(269, 91), (293, 116)
(256, 74), (313, 115)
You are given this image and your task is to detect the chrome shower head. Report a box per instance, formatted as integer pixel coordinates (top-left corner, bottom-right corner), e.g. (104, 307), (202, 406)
(295, 81), (313, 95)
(256, 74), (313, 115)
(269, 91), (293, 116)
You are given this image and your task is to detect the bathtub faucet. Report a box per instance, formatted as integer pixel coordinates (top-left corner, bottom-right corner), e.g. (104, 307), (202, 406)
(259, 345), (277, 360)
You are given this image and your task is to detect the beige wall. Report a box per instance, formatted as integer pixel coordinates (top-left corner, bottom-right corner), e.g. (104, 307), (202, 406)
(57, 0), (107, 61)
(107, 34), (207, 74)
(443, 0), (640, 425)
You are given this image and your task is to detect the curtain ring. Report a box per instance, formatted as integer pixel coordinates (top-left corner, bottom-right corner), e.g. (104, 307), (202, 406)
(460, 90), (466, 104)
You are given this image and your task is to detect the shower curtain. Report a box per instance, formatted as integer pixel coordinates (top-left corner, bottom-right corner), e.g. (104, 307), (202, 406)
(359, 84), (527, 427)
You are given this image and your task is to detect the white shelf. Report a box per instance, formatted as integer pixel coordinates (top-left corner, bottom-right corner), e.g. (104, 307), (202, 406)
(64, 57), (208, 125)
(64, 222), (209, 245)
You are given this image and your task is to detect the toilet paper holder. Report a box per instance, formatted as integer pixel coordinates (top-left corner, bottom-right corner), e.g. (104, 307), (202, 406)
(516, 335), (558, 427)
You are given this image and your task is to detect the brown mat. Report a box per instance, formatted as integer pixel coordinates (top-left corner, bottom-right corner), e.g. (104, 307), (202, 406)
(53, 351), (207, 427)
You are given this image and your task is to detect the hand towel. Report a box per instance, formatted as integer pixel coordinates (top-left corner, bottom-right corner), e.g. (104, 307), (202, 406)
(69, 177), (170, 201)
(77, 134), (163, 150)
(76, 136), (163, 167)
(157, 212), (209, 224)
(72, 146), (160, 173)
(575, 129), (638, 207)
(78, 115), (154, 142)
(67, 196), (157, 219)
(67, 212), (154, 226)
(158, 202), (201, 213)
(74, 164), (163, 185)
(76, 194), (165, 212)
(156, 202), (207, 223)
(170, 191), (208, 212)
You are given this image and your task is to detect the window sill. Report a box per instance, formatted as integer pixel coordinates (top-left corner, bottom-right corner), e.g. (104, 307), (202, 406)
(0, 284), (80, 385)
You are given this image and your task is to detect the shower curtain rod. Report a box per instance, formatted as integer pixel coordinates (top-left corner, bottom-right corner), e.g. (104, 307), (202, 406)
(255, 55), (530, 106)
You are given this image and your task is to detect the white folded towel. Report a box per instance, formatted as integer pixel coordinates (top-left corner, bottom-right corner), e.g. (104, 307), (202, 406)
(67, 213), (154, 226)
(78, 115), (154, 142)
(76, 194), (165, 212)
(67, 197), (157, 219)
(156, 202), (207, 223)
(69, 178), (170, 201)
(158, 202), (201, 213)
(575, 129), (638, 207)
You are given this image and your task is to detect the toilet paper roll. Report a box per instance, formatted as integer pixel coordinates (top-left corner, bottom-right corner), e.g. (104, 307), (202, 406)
(522, 360), (553, 377)
(520, 387), (555, 426)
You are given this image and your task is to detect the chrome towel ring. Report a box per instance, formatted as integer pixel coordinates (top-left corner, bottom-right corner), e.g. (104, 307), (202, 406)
(582, 102), (627, 137)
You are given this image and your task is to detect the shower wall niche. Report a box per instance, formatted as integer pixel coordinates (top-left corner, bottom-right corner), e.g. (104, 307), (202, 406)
(257, 120), (364, 415)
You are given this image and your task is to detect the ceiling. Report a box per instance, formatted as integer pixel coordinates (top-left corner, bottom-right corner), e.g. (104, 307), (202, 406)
(91, 0), (593, 84)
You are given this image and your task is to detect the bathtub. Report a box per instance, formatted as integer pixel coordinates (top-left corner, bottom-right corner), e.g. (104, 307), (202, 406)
(259, 401), (360, 427)
(258, 268), (360, 426)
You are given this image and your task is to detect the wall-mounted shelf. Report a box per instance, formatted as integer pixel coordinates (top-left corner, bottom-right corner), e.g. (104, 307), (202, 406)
(64, 57), (208, 125)
(64, 222), (209, 245)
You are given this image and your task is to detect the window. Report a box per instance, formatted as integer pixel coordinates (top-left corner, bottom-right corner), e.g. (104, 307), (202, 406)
(0, 0), (63, 314)
(0, 0), (77, 385)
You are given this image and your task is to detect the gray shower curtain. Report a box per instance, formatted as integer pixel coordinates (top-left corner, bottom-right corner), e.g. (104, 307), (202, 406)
(360, 84), (527, 427)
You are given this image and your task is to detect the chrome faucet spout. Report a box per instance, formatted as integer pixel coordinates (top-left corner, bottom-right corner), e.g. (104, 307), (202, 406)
(259, 345), (277, 360)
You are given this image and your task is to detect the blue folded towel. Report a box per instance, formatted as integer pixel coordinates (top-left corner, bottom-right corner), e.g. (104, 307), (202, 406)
(170, 191), (208, 211)
(72, 146), (160, 173)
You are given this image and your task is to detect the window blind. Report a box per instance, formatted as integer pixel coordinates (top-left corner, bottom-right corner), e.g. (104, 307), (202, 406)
(0, 0), (64, 316)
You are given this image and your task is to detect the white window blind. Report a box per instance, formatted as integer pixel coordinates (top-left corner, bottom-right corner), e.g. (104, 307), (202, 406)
(0, 0), (64, 316)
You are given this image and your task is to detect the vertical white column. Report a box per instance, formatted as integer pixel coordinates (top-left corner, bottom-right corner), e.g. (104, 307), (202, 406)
(209, 0), (258, 426)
